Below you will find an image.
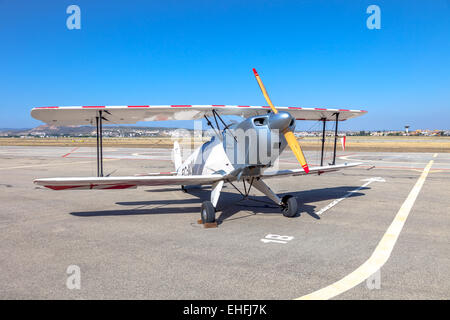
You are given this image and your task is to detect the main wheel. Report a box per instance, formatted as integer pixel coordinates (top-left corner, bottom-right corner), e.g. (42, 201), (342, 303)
(201, 201), (216, 223)
(281, 195), (298, 218)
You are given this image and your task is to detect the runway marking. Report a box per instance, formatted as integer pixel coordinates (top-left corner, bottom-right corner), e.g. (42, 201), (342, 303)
(0, 159), (118, 170)
(315, 177), (385, 216)
(339, 155), (432, 165)
(63, 156), (170, 161)
(358, 165), (450, 171)
(411, 169), (443, 173)
(296, 160), (434, 300)
(62, 147), (79, 158)
(260, 234), (294, 244)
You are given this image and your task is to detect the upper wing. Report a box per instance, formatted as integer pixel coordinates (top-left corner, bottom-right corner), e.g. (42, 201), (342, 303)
(31, 105), (367, 125)
(34, 174), (224, 190)
(260, 162), (362, 179)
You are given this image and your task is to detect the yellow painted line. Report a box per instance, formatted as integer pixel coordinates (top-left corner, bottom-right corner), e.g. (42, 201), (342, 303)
(433, 153), (438, 158)
(296, 160), (434, 300)
(411, 169), (442, 173)
(0, 159), (118, 170)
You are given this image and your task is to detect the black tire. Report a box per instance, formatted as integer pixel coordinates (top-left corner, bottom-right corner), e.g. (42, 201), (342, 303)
(281, 195), (298, 218)
(201, 201), (216, 223)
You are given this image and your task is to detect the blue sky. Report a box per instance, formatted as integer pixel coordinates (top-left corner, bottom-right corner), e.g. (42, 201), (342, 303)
(0, 0), (449, 131)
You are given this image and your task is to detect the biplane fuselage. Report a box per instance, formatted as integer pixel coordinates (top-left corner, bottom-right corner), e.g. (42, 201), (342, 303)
(179, 112), (294, 180)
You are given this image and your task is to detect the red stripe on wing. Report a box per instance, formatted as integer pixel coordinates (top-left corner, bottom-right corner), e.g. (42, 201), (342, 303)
(102, 184), (136, 189)
(44, 184), (136, 190)
(45, 185), (83, 190)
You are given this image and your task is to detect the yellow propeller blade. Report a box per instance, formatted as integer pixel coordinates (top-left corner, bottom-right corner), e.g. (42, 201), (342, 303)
(252, 68), (278, 114)
(284, 131), (310, 173)
(252, 68), (309, 173)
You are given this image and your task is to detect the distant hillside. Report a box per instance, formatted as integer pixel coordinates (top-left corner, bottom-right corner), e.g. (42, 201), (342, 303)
(0, 125), (194, 137)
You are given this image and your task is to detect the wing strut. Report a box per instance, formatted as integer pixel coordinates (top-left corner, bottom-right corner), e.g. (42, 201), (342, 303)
(332, 112), (339, 165)
(320, 118), (326, 166)
(95, 110), (104, 177)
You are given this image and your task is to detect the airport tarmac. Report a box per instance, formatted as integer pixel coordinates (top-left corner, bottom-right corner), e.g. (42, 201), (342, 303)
(0, 146), (449, 299)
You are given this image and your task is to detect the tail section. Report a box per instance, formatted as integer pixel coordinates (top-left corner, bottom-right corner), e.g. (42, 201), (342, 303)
(173, 141), (182, 171)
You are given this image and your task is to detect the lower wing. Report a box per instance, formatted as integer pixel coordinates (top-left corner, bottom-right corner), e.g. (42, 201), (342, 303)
(35, 163), (361, 190)
(34, 174), (224, 190)
(260, 162), (362, 179)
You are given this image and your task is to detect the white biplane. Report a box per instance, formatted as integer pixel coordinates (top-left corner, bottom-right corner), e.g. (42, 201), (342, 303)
(31, 69), (367, 223)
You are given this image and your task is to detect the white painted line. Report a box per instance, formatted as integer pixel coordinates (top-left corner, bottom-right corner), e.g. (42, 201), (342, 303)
(433, 153), (438, 158)
(315, 177), (385, 216)
(340, 155), (433, 166)
(296, 160), (434, 300)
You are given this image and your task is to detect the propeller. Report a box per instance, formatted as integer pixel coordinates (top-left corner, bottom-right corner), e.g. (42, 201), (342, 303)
(252, 68), (309, 173)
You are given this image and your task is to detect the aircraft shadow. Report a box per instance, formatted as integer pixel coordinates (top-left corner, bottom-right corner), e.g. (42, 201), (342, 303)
(215, 186), (368, 222)
(116, 198), (202, 206)
(70, 185), (368, 221)
(284, 186), (369, 220)
(70, 205), (199, 217)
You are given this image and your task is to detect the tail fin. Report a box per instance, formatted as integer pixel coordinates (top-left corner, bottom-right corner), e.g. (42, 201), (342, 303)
(173, 141), (182, 171)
